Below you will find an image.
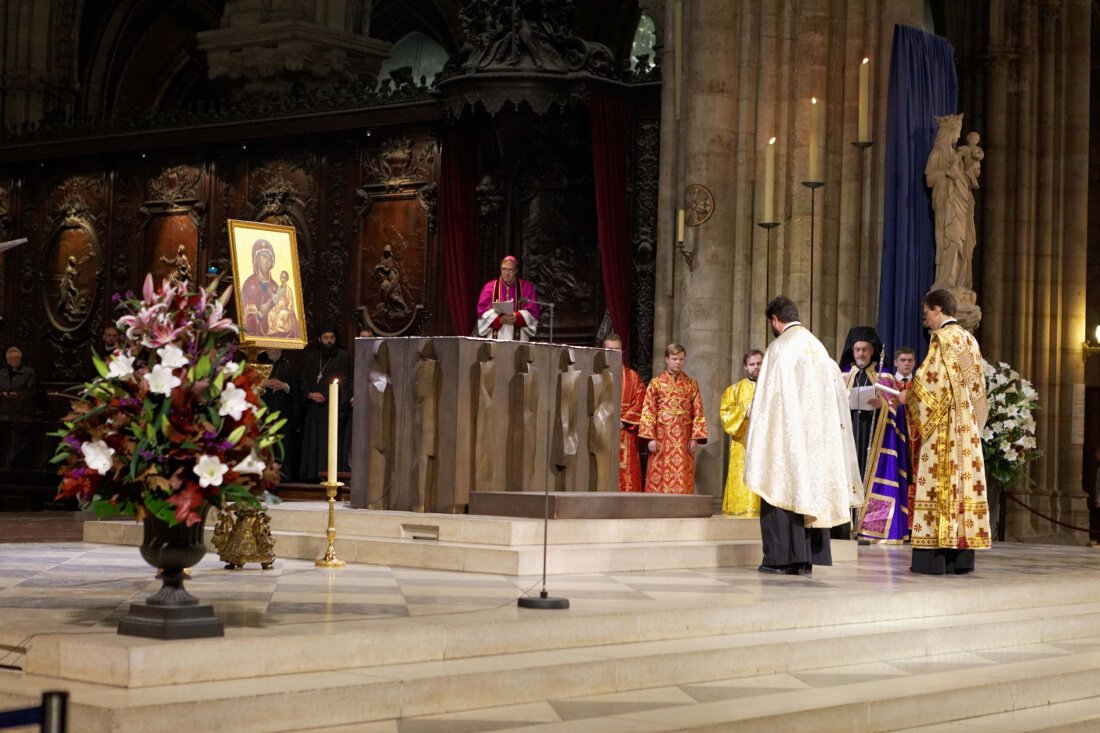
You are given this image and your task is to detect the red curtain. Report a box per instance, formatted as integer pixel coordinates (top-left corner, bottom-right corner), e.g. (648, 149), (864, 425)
(440, 125), (479, 337)
(589, 94), (632, 362)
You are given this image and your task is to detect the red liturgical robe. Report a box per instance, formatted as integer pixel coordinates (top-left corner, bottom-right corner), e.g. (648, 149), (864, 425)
(639, 371), (707, 494)
(618, 366), (646, 492)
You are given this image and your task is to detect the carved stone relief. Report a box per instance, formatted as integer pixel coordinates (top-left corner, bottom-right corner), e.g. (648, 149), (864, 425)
(588, 351), (617, 491)
(474, 341), (497, 490)
(412, 340), (440, 512)
(364, 339), (394, 510)
(554, 347), (582, 491)
(508, 345), (540, 491)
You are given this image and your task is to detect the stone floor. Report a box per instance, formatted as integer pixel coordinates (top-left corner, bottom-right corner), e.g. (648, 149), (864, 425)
(3, 516), (1100, 731)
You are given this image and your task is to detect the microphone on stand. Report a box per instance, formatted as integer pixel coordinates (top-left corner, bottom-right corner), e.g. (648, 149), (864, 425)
(517, 298), (555, 344)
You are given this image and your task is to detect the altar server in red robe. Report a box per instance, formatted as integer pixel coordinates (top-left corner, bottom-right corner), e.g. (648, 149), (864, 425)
(604, 334), (646, 492)
(640, 343), (707, 494)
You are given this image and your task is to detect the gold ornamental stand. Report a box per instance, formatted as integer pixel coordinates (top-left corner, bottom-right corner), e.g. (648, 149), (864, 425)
(315, 481), (346, 568)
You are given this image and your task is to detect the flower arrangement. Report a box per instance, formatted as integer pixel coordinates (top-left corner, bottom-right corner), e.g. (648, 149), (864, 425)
(980, 360), (1042, 488)
(52, 274), (284, 526)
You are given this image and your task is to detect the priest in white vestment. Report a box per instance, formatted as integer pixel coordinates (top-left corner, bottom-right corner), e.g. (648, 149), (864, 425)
(744, 296), (862, 575)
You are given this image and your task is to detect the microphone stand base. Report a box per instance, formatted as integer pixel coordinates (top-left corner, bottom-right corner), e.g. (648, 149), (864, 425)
(517, 592), (570, 610)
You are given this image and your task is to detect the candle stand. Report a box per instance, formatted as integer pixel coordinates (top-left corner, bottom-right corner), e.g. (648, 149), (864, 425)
(315, 480), (346, 568)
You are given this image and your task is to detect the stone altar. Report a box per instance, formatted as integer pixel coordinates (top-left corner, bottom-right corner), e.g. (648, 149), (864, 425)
(351, 337), (622, 512)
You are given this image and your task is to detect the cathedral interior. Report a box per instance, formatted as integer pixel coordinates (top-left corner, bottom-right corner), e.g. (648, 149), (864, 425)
(0, 0), (1098, 545)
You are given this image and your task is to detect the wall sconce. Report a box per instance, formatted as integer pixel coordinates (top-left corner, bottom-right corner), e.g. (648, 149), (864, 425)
(1084, 325), (1100, 362)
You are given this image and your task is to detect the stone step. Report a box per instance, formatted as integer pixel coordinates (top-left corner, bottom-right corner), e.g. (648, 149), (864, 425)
(81, 506), (813, 575)
(390, 653), (1100, 733)
(17, 598), (1100, 733)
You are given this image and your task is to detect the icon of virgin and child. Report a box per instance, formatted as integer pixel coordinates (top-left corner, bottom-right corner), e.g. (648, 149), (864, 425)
(240, 238), (300, 340)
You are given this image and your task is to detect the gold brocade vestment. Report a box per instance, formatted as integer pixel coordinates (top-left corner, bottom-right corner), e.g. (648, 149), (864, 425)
(720, 378), (759, 516)
(907, 322), (991, 550)
(639, 371), (707, 494)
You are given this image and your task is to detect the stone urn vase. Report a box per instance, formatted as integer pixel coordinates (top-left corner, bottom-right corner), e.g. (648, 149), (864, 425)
(117, 504), (225, 639)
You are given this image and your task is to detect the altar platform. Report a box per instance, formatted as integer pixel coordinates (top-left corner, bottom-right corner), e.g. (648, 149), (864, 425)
(83, 502), (859, 575)
(2, 539), (1100, 732)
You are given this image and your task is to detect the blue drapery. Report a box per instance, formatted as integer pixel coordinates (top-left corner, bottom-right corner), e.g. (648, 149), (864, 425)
(877, 25), (957, 364)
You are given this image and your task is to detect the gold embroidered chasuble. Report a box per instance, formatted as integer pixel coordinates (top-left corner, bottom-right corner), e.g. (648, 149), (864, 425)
(907, 322), (991, 550)
(719, 378), (759, 516)
(639, 370), (707, 494)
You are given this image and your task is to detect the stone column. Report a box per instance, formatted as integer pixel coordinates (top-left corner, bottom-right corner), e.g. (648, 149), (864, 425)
(665, 0), (740, 500)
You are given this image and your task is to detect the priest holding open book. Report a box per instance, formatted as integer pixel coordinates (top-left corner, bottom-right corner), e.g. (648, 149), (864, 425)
(476, 255), (540, 341)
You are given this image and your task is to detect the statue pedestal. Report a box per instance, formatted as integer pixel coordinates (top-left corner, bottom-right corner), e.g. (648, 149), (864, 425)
(951, 287), (983, 332)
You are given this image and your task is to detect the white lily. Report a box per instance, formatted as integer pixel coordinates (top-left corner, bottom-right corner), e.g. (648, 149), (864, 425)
(106, 354), (136, 380)
(194, 454), (229, 488)
(144, 364), (182, 396)
(81, 440), (116, 475)
(233, 453), (266, 476)
(218, 382), (253, 421)
(157, 343), (189, 369)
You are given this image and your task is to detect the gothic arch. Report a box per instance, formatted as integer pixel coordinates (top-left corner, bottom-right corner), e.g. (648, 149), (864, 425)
(77, 0), (223, 116)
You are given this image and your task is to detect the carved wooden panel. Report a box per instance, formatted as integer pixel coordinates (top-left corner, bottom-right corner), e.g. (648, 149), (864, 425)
(41, 177), (106, 336)
(141, 164), (205, 288)
(354, 135), (438, 336)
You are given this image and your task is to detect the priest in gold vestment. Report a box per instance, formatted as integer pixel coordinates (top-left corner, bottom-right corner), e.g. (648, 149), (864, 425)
(640, 343), (707, 494)
(905, 289), (990, 575)
(604, 334), (646, 492)
(720, 350), (763, 516)
(744, 297), (862, 575)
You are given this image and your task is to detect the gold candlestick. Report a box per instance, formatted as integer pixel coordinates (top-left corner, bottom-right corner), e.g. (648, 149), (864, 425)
(315, 480), (346, 568)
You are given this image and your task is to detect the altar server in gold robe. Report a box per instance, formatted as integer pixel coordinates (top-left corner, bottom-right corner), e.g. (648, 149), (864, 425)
(745, 297), (862, 575)
(604, 334), (646, 492)
(720, 349), (763, 516)
(904, 289), (990, 574)
(640, 343), (707, 494)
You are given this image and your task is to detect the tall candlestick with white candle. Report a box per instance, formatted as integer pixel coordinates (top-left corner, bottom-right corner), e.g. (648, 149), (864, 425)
(327, 379), (338, 484)
(676, 208), (686, 242)
(808, 97), (822, 183)
(858, 58), (870, 143)
(764, 137), (776, 223)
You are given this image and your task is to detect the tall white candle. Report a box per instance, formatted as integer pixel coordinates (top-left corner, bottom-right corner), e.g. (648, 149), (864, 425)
(676, 208), (685, 242)
(764, 137), (776, 222)
(809, 97), (822, 183)
(327, 379), (339, 484)
(858, 58), (870, 142)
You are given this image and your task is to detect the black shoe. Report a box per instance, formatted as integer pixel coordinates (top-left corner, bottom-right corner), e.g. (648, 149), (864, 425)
(758, 564), (797, 575)
(796, 564), (813, 576)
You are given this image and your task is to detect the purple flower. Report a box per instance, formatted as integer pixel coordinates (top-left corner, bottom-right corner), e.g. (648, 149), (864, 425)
(111, 293), (122, 304)
(72, 467), (88, 479)
(138, 449), (157, 461)
(64, 435), (82, 450)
